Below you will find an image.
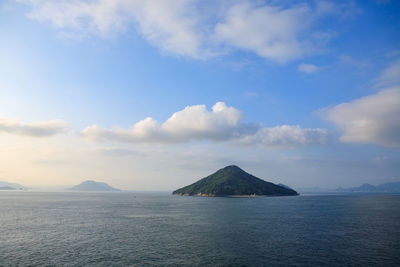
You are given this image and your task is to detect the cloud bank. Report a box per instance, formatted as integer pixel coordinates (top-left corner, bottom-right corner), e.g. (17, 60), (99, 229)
(82, 102), (327, 147)
(18, 0), (341, 63)
(0, 117), (67, 137)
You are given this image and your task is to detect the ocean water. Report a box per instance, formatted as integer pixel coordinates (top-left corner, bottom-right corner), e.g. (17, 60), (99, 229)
(1, 192), (399, 266)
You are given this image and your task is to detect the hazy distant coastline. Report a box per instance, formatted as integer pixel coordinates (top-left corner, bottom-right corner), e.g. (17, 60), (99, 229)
(298, 181), (400, 194)
(2, 179), (400, 195)
(0, 181), (26, 191)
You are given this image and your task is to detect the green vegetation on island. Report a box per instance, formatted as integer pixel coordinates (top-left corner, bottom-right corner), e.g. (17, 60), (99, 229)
(173, 165), (298, 197)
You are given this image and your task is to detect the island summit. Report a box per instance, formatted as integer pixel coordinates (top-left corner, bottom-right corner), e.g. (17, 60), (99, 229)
(173, 165), (298, 197)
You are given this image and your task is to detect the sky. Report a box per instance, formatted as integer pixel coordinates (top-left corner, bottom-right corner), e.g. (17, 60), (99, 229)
(0, 0), (399, 190)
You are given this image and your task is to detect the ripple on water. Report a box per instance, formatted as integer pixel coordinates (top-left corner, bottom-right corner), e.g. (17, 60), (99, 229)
(1, 192), (400, 266)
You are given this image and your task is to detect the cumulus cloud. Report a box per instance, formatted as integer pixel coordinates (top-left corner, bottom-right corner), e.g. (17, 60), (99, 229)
(0, 117), (67, 137)
(81, 102), (327, 147)
(298, 63), (319, 73)
(17, 0), (341, 62)
(82, 102), (247, 143)
(320, 60), (400, 147)
(321, 88), (400, 147)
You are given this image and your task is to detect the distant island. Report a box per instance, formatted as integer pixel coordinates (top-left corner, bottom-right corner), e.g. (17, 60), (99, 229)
(0, 186), (16, 190)
(296, 181), (400, 194)
(336, 182), (400, 193)
(68, 180), (120, 191)
(173, 165), (298, 197)
(0, 181), (26, 190)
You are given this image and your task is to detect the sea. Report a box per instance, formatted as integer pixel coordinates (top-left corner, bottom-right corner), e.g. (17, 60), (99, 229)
(1, 192), (399, 266)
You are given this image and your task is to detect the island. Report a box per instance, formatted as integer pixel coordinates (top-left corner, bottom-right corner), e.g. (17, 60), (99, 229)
(0, 181), (26, 190)
(0, 186), (16, 190)
(68, 180), (120, 191)
(336, 181), (400, 193)
(173, 165), (298, 197)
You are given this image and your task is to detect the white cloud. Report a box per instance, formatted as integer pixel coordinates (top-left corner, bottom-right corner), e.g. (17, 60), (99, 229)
(321, 88), (400, 147)
(0, 117), (67, 137)
(214, 2), (312, 63)
(82, 102), (247, 143)
(373, 59), (400, 88)
(81, 102), (327, 147)
(17, 0), (340, 62)
(124, 0), (209, 58)
(237, 125), (327, 146)
(19, 0), (209, 58)
(298, 63), (319, 73)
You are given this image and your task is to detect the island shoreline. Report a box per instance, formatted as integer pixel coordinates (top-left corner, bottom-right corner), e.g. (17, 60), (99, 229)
(173, 193), (299, 197)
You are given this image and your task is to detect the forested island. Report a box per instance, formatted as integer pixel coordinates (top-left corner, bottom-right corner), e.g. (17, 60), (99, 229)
(173, 165), (298, 197)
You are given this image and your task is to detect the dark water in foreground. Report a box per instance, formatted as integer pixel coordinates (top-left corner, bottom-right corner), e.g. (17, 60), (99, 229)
(1, 192), (399, 266)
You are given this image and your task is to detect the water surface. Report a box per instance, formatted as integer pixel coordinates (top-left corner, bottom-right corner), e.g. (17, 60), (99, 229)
(1, 192), (399, 266)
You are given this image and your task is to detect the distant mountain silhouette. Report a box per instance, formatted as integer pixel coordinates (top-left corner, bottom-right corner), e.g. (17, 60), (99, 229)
(0, 181), (26, 190)
(336, 182), (400, 193)
(0, 186), (16, 190)
(68, 180), (120, 191)
(173, 165), (298, 197)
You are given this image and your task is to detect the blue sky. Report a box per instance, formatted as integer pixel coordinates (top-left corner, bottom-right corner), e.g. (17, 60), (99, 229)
(0, 0), (399, 190)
